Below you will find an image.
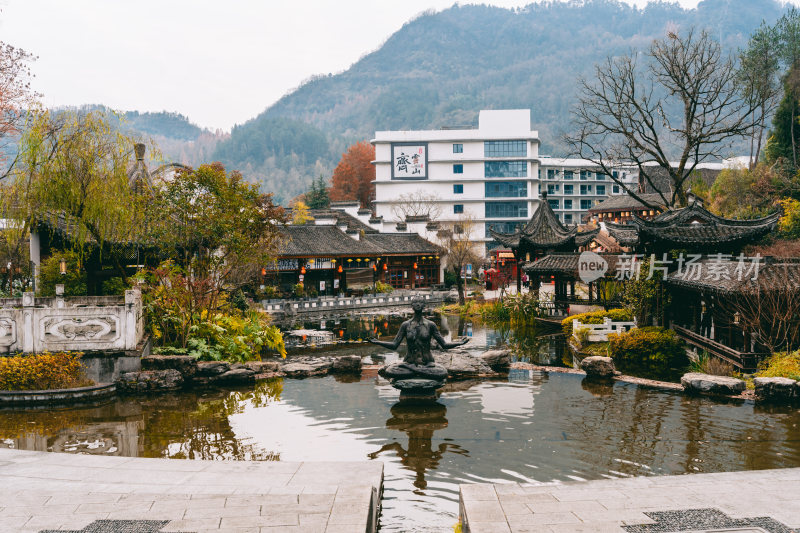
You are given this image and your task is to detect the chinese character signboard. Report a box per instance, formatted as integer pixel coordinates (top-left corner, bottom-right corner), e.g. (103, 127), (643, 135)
(391, 143), (428, 180)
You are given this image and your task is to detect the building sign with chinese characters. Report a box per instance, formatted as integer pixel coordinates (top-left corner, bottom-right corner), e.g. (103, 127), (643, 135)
(391, 143), (428, 180)
(264, 259), (299, 271)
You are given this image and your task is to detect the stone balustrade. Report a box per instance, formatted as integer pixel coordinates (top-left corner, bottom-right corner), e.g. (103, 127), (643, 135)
(0, 290), (144, 354)
(573, 317), (637, 342)
(262, 290), (451, 316)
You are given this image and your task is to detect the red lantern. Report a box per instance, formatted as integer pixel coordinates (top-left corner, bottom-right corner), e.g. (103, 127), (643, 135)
(261, 267), (266, 276)
(373, 264), (377, 271)
(413, 262), (418, 269)
(301, 266), (306, 275)
(338, 265), (343, 273)
(383, 263), (388, 271)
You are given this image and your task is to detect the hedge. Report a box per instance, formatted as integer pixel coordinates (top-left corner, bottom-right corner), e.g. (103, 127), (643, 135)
(0, 352), (91, 391)
(562, 308), (633, 336)
(756, 350), (800, 381)
(607, 327), (686, 372)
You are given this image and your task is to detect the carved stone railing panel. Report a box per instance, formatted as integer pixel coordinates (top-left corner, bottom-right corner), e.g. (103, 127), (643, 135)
(0, 291), (142, 354)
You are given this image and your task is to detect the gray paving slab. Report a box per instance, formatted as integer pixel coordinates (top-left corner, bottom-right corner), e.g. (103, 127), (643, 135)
(459, 469), (800, 533)
(0, 448), (382, 533)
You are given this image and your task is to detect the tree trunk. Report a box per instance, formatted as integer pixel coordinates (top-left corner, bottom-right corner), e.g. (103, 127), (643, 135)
(454, 266), (465, 305)
(749, 110), (756, 170)
(792, 97), (797, 168)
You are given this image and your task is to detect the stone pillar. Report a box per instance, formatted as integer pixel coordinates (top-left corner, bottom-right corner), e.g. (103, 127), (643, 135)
(124, 289), (139, 350)
(22, 292), (34, 353)
(55, 284), (65, 309)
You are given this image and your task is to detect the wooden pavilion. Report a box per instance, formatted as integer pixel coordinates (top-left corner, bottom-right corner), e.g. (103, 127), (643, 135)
(604, 198), (780, 255)
(489, 193), (600, 291)
(664, 258), (800, 371)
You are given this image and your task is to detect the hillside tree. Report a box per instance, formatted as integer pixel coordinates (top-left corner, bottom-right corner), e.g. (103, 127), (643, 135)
(329, 141), (375, 209)
(567, 29), (757, 209)
(738, 22), (781, 169)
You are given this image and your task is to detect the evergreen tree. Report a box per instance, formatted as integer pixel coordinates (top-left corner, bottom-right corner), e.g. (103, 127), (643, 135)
(305, 175), (330, 209)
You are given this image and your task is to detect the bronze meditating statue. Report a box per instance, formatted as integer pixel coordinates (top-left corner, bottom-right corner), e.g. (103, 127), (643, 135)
(370, 297), (468, 393)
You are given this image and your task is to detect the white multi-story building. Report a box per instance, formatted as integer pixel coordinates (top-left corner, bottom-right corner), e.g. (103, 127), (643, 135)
(537, 157), (638, 225)
(372, 109), (638, 257)
(373, 109), (540, 257)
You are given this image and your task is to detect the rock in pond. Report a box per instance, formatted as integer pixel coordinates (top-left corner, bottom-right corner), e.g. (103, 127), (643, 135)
(197, 361), (230, 377)
(215, 367), (256, 384)
(480, 348), (511, 371)
(332, 355), (362, 374)
(282, 362), (330, 378)
(142, 355), (197, 378)
(434, 349), (497, 380)
(117, 369), (183, 392)
(681, 373), (745, 395)
(754, 377), (797, 403)
(580, 356), (616, 379)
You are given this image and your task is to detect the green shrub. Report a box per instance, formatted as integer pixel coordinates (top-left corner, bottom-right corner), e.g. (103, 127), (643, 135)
(39, 251), (87, 297)
(259, 286), (280, 300)
(756, 350), (800, 380)
(689, 351), (735, 376)
(292, 283), (304, 298)
(230, 289), (249, 313)
(0, 352), (91, 390)
(562, 308), (633, 336)
(374, 281), (394, 294)
(607, 327), (686, 374)
(574, 327), (591, 349)
(101, 276), (129, 296)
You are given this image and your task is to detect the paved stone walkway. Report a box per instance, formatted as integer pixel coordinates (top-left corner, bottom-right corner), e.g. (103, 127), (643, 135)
(0, 449), (383, 533)
(459, 468), (800, 533)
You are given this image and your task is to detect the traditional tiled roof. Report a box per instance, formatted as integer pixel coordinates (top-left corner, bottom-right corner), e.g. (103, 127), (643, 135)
(604, 201), (779, 250)
(361, 233), (442, 255)
(524, 253), (621, 278)
(278, 226), (440, 257)
(665, 258), (800, 295)
(313, 209), (379, 234)
(589, 193), (667, 213)
(278, 226), (385, 257)
(604, 222), (640, 247)
(489, 196), (597, 252)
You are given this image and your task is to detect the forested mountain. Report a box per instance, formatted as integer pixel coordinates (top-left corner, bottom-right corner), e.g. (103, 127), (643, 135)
(111, 0), (788, 203)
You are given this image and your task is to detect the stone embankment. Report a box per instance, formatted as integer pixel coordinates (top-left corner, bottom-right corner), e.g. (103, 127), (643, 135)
(116, 349), (512, 393)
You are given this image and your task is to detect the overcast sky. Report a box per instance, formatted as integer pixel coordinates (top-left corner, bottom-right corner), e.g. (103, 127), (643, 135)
(0, 0), (775, 132)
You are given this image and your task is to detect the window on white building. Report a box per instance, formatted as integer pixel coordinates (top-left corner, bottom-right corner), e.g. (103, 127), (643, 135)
(580, 199), (592, 210)
(453, 164), (463, 174)
(596, 185), (606, 195)
(484, 140), (527, 157)
(564, 184), (574, 195)
(454, 204), (464, 214)
(453, 184), (463, 194)
(453, 143), (463, 153)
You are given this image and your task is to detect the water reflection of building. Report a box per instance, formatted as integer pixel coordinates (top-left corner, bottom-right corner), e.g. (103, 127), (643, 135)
(369, 402), (468, 490)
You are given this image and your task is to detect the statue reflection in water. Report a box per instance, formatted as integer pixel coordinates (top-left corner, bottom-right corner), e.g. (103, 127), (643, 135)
(368, 401), (468, 492)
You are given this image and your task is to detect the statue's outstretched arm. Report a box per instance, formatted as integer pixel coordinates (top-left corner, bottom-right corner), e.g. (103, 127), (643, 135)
(432, 323), (469, 349)
(369, 322), (407, 350)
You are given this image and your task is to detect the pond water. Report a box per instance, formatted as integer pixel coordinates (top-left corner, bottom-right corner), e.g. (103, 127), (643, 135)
(2, 315), (800, 532)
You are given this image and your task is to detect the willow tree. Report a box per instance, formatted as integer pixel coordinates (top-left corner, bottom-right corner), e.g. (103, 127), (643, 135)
(1, 108), (144, 285)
